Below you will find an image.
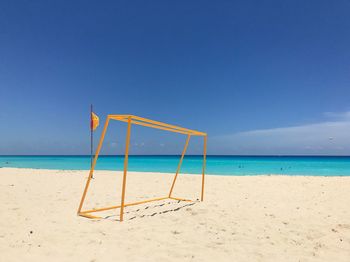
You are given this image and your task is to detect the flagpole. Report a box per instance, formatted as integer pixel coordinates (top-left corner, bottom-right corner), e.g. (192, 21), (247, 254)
(90, 104), (93, 178)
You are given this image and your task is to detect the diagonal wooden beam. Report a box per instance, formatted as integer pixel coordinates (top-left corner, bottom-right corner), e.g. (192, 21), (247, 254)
(168, 134), (191, 198)
(77, 116), (110, 214)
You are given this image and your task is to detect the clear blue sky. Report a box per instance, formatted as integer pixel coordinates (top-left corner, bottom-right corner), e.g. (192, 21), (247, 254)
(1, 0), (350, 155)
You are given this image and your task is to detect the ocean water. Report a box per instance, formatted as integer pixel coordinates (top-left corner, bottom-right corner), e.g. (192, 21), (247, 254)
(1, 155), (350, 176)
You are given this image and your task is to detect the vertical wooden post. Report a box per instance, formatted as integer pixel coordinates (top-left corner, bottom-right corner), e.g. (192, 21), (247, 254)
(120, 117), (132, 221)
(168, 134), (191, 197)
(201, 135), (207, 201)
(78, 117), (110, 214)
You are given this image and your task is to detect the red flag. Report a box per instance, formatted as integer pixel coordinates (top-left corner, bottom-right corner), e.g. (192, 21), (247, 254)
(90, 112), (99, 131)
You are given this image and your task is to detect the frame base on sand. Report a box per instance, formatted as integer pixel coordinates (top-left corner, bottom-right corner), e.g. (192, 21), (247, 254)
(78, 196), (192, 220)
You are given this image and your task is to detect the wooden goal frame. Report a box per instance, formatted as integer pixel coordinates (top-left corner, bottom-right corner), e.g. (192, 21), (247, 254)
(77, 115), (207, 221)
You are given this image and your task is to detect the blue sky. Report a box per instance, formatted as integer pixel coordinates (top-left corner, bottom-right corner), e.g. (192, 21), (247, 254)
(1, 0), (350, 155)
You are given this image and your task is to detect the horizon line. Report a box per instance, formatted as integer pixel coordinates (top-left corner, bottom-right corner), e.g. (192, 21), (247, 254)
(1, 154), (350, 157)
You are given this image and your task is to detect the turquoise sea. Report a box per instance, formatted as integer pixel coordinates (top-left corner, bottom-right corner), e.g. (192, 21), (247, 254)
(1, 155), (350, 176)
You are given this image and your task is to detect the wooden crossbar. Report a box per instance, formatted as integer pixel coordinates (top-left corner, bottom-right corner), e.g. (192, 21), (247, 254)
(108, 115), (206, 136)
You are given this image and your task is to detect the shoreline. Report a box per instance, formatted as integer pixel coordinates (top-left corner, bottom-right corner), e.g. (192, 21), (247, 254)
(1, 167), (350, 178)
(2, 155), (350, 177)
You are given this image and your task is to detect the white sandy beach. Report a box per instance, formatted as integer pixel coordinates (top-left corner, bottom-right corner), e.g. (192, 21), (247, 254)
(0, 167), (350, 261)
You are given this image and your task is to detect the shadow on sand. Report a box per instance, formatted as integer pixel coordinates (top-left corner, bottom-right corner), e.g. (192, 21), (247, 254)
(101, 200), (199, 221)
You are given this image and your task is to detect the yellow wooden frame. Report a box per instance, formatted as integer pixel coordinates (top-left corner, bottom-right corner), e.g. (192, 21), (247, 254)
(77, 115), (207, 221)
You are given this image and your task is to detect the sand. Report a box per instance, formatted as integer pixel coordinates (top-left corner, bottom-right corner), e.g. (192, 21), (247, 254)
(0, 167), (350, 262)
